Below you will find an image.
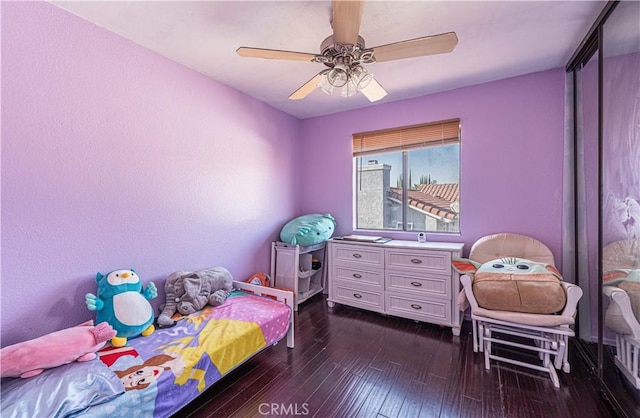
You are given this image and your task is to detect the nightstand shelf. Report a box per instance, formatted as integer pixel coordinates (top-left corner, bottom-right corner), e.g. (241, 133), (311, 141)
(270, 241), (327, 311)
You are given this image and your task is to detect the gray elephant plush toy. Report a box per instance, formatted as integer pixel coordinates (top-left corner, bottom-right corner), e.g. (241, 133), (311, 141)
(157, 266), (234, 327)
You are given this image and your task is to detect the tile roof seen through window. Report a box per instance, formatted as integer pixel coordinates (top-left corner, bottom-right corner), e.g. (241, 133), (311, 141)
(389, 183), (459, 220)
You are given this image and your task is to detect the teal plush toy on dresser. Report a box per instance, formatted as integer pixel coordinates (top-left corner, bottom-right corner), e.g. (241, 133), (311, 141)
(85, 269), (157, 347)
(280, 213), (336, 246)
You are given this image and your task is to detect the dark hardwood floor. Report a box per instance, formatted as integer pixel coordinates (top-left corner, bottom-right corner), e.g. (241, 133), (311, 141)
(179, 294), (624, 418)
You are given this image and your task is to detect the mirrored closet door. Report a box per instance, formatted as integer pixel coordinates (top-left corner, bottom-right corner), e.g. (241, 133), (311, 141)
(568, 1), (640, 416)
(601, 0), (640, 412)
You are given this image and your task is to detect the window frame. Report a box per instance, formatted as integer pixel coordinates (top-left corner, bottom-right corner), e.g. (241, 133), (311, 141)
(352, 119), (461, 234)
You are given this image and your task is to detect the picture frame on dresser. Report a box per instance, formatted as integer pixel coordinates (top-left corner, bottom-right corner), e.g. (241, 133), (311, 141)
(326, 238), (464, 336)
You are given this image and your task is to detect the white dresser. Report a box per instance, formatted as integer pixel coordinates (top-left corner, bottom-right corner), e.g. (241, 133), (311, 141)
(327, 238), (465, 335)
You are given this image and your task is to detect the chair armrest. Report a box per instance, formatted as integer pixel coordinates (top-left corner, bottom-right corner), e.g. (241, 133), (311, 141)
(559, 282), (583, 319)
(460, 275), (480, 310)
(603, 286), (640, 339)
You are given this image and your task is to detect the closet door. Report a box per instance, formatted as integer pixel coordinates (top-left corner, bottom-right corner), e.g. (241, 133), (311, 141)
(568, 2), (640, 414)
(601, 0), (640, 411)
(575, 50), (600, 351)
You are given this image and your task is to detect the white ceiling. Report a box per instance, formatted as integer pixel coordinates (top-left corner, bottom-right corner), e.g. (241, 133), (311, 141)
(51, 1), (605, 119)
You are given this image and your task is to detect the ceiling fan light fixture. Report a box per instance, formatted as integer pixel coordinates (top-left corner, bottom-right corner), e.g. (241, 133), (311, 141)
(238, 1), (457, 103)
(351, 65), (373, 90)
(317, 74), (335, 95)
(341, 78), (359, 98)
(327, 65), (348, 87)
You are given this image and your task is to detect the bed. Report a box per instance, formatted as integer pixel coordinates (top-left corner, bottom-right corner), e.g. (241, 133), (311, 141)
(1, 282), (294, 418)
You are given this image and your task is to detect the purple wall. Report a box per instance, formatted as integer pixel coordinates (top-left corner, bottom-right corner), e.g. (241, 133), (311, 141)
(300, 70), (567, 260)
(1, 2), (301, 346)
(2, 2), (570, 347)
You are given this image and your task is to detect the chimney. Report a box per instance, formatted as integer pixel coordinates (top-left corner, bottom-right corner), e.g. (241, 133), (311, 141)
(356, 162), (391, 229)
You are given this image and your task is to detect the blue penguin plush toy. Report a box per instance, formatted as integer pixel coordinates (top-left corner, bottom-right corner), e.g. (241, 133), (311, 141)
(85, 269), (157, 347)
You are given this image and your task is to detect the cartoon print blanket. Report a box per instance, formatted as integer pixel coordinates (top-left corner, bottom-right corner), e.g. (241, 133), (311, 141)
(82, 290), (291, 417)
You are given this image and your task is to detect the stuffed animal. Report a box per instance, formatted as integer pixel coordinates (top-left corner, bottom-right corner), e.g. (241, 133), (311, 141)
(604, 268), (640, 285)
(0, 320), (116, 378)
(280, 213), (336, 246)
(85, 269), (157, 347)
(452, 257), (566, 314)
(157, 267), (234, 327)
(247, 272), (270, 287)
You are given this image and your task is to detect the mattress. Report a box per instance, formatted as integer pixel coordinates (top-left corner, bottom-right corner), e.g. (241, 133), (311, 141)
(81, 290), (291, 417)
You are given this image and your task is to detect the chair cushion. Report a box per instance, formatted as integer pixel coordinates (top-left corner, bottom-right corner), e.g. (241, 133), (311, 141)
(454, 257), (566, 314)
(469, 233), (556, 265)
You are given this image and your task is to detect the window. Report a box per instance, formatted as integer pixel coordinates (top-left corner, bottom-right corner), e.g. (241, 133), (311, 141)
(353, 119), (460, 233)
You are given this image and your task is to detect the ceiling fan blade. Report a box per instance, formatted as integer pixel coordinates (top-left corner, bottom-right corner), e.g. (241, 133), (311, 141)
(360, 77), (387, 102)
(331, 0), (363, 45)
(236, 47), (317, 62)
(289, 72), (325, 100)
(372, 32), (458, 63)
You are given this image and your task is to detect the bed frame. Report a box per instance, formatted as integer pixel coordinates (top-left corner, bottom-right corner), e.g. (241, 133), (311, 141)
(233, 281), (295, 348)
(87, 281), (294, 418)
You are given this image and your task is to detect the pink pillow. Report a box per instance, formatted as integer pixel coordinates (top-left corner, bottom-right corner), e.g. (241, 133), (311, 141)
(0, 321), (116, 378)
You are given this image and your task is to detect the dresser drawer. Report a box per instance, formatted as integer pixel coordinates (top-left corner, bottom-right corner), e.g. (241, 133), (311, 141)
(385, 293), (452, 325)
(332, 283), (384, 312)
(332, 244), (384, 268)
(385, 249), (451, 275)
(327, 239), (463, 333)
(334, 266), (383, 287)
(385, 271), (451, 299)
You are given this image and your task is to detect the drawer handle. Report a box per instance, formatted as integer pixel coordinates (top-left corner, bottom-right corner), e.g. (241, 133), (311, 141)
(352, 253), (362, 259)
(353, 273), (362, 279)
(353, 293), (363, 299)
(411, 304), (422, 310)
(410, 281), (422, 287)
(410, 258), (422, 264)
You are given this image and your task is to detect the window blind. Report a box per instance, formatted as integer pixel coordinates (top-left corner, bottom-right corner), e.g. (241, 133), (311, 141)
(352, 118), (460, 156)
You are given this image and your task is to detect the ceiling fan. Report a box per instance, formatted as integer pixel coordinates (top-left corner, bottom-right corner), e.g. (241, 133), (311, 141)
(236, 0), (458, 102)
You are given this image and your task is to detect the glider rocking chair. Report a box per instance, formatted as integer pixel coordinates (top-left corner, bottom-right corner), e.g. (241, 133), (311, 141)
(602, 239), (640, 389)
(458, 233), (583, 388)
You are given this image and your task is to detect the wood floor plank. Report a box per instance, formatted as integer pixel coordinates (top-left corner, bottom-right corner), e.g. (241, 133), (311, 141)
(182, 294), (622, 418)
(396, 379), (428, 418)
(234, 358), (335, 417)
(278, 352), (345, 408)
(313, 367), (373, 418)
(353, 361), (403, 418)
(304, 360), (356, 416)
(192, 358), (288, 417)
(411, 325), (447, 384)
(481, 358), (505, 418)
(416, 374), (447, 417)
